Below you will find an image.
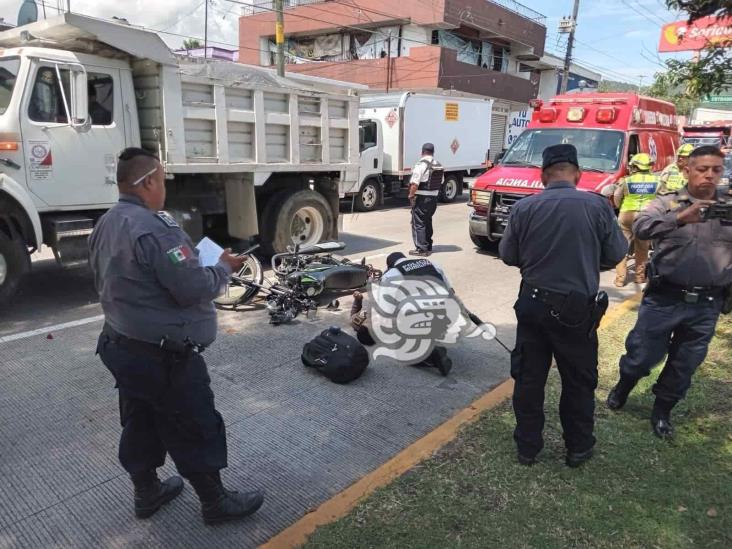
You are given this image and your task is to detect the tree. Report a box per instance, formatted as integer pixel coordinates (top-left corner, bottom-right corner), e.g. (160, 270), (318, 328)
(662, 1), (732, 99)
(646, 74), (697, 116)
(183, 38), (202, 50)
(598, 80), (640, 93)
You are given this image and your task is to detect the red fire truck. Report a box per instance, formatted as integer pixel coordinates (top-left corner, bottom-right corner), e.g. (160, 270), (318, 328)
(468, 93), (680, 249)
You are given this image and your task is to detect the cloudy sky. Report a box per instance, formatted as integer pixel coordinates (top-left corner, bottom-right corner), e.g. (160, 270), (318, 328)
(0, 0), (691, 84)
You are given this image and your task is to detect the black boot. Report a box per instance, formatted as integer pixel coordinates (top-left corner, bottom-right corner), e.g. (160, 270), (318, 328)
(651, 398), (675, 438)
(185, 471), (264, 525)
(131, 471), (184, 519)
(566, 448), (594, 468)
(606, 375), (638, 410)
(421, 347), (452, 376)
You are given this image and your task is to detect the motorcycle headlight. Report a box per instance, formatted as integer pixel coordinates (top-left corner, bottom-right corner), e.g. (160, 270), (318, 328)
(306, 286), (317, 296)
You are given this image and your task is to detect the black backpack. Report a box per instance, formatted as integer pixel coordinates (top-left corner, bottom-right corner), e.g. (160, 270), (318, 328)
(301, 326), (369, 384)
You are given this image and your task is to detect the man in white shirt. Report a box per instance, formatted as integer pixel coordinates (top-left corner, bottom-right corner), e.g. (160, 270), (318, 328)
(408, 143), (444, 256)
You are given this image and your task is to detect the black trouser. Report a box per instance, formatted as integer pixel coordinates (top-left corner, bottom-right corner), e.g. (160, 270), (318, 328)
(511, 293), (598, 458)
(411, 194), (438, 252)
(97, 332), (228, 476)
(619, 291), (721, 404)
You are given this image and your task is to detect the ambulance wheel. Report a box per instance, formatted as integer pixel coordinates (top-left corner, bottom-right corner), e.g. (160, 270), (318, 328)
(0, 231), (29, 304)
(470, 232), (497, 252)
(439, 175), (460, 203)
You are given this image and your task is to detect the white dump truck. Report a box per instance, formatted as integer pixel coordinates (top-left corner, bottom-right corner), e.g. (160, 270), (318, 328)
(0, 13), (364, 303)
(347, 92), (493, 211)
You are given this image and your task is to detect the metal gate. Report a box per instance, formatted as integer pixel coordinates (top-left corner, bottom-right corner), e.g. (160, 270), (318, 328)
(490, 113), (508, 162)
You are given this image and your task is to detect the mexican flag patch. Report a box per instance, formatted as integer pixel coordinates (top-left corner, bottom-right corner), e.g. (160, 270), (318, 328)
(167, 245), (193, 265)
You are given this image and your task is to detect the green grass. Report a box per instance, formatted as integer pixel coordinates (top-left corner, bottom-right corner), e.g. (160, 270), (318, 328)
(304, 308), (732, 549)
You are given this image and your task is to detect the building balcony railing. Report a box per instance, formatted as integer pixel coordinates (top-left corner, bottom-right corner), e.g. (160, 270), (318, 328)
(245, 0), (329, 15)
(485, 0), (546, 25)
(245, 0), (545, 25)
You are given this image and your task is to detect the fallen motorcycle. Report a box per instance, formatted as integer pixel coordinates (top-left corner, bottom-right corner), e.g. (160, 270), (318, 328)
(214, 242), (382, 324)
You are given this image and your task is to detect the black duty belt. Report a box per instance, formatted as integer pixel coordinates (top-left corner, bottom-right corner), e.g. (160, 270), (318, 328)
(102, 324), (206, 357)
(520, 283), (570, 310)
(649, 283), (723, 304)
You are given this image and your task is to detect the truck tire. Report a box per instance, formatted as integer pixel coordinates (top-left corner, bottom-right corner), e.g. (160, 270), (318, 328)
(354, 179), (380, 212)
(261, 189), (334, 254)
(439, 175), (460, 203)
(0, 231), (29, 303)
(470, 231), (497, 252)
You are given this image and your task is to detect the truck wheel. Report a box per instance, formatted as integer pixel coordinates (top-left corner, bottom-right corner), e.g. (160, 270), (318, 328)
(354, 179), (380, 212)
(470, 232), (497, 252)
(261, 189), (334, 254)
(0, 231), (29, 303)
(439, 175), (460, 203)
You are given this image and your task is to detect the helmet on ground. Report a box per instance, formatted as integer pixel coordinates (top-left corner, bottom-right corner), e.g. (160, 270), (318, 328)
(629, 153), (653, 171)
(677, 144), (694, 157)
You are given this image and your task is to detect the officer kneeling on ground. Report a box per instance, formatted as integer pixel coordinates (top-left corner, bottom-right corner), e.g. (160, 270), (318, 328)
(89, 147), (264, 524)
(350, 252), (453, 375)
(608, 145), (732, 438)
(499, 144), (627, 468)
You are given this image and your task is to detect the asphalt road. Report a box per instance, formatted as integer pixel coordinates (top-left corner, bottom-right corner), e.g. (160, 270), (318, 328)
(0, 194), (641, 548)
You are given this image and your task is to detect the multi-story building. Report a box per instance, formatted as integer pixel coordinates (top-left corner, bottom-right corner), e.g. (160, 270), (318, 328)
(238, 0), (547, 160)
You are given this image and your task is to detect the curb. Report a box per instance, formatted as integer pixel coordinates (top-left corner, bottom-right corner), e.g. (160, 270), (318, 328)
(259, 292), (643, 548)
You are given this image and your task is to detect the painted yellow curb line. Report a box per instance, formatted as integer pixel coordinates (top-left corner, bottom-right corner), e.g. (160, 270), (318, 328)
(260, 292), (642, 549)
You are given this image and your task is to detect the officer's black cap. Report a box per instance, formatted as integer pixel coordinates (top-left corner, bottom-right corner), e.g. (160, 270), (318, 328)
(542, 144), (579, 170)
(422, 142), (435, 154)
(386, 252), (405, 269)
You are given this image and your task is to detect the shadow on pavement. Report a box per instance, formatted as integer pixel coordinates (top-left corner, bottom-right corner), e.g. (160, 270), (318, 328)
(0, 259), (100, 336)
(340, 233), (401, 256)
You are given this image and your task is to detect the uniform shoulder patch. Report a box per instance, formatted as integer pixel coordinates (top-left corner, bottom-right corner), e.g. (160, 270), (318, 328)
(166, 244), (193, 265)
(156, 211), (179, 228)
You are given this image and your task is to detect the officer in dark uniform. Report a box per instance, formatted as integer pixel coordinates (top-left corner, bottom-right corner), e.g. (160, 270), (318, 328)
(89, 147), (264, 524)
(499, 144), (627, 467)
(607, 145), (732, 438)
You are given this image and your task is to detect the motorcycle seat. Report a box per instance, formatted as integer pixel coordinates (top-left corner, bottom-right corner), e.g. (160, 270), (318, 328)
(299, 241), (346, 254)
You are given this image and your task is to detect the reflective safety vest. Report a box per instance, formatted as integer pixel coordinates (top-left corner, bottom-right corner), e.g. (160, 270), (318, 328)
(619, 173), (660, 212)
(661, 162), (686, 192)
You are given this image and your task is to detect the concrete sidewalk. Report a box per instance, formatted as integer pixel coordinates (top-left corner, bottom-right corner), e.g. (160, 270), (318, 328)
(0, 303), (509, 548)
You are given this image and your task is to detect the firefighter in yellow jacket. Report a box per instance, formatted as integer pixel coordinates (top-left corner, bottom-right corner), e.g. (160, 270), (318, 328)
(659, 143), (694, 194)
(613, 153), (660, 286)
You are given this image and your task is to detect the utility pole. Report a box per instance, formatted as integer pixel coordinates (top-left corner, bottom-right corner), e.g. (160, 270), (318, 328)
(204, 0), (209, 59)
(275, 0), (285, 77)
(638, 75), (646, 92)
(560, 0), (580, 94)
(385, 35), (392, 93)
(66, 0), (71, 12)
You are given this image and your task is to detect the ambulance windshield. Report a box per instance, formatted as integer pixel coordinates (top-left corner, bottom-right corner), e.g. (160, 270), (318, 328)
(501, 129), (625, 173)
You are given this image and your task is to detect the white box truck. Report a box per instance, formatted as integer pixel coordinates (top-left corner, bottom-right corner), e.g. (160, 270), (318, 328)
(346, 92), (493, 211)
(0, 13), (365, 303)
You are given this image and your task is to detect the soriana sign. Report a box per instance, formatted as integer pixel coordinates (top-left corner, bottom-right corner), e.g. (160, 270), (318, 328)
(658, 15), (732, 52)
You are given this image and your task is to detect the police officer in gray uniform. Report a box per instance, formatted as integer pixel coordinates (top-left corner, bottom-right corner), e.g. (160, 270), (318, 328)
(608, 145), (732, 438)
(90, 148), (264, 524)
(500, 144), (626, 467)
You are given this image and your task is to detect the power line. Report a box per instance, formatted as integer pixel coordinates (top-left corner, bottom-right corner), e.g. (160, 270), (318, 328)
(620, 0), (666, 27)
(160, 0), (206, 32)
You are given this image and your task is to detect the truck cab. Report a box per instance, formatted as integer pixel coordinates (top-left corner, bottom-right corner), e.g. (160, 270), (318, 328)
(467, 93), (679, 250)
(355, 118), (384, 211)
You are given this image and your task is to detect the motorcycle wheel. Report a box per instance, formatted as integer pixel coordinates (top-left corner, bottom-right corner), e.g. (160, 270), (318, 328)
(214, 253), (264, 309)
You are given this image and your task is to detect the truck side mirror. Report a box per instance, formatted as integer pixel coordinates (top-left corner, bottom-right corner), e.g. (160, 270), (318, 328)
(69, 67), (90, 131)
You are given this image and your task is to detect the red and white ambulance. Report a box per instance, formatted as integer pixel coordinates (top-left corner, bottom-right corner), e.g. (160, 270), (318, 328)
(468, 93), (680, 249)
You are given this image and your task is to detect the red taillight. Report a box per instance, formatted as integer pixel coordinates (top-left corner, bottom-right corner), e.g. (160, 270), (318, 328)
(539, 108), (557, 122)
(596, 107), (617, 123)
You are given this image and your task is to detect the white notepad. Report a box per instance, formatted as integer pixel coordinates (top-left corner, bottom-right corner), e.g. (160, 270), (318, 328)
(196, 237), (224, 267)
